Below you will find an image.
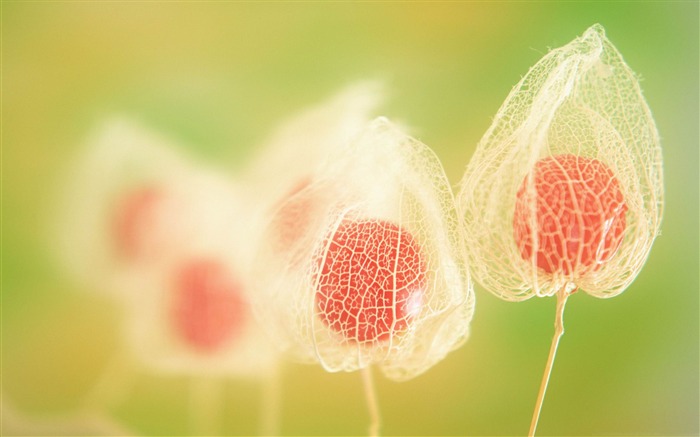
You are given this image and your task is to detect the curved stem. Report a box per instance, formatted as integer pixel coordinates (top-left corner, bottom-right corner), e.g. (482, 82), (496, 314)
(361, 366), (381, 437)
(529, 288), (570, 437)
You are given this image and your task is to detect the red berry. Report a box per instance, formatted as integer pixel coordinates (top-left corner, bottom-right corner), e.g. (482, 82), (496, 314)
(315, 219), (427, 343)
(112, 187), (164, 259)
(270, 177), (313, 251)
(172, 259), (246, 353)
(513, 154), (627, 276)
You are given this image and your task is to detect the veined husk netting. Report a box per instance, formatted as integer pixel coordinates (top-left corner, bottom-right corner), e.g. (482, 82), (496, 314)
(241, 81), (383, 225)
(457, 24), (663, 301)
(252, 117), (474, 381)
(54, 119), (276, 376)
(55, 118), (192, 291)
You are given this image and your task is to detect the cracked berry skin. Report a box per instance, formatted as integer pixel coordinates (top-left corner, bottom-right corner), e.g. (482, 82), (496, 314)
(315, 219), (427, 343)
(513, 154), (627, 276)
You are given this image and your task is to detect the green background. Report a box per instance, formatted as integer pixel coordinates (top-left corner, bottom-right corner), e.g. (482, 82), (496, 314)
(3, 2), (698, 436)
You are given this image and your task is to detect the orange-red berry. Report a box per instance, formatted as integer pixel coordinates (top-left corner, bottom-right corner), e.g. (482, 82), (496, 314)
(513, 155), (627, 276)
(172, 259), (246, 353)
(315, 219), (426, 343)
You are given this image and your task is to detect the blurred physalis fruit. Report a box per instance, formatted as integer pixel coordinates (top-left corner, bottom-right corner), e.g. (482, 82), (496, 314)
(269, 177), (314, 252)
(112, 186), (169, 260)
(172, 259), (247, 353)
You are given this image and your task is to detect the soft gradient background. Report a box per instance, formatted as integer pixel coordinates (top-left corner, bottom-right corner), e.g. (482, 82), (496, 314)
(3, 2), (698, 436)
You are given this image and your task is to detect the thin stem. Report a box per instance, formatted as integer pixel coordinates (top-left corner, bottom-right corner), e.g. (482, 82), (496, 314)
(258, 365), (282, 436)
(361, 366), (381, 437)
(529, 288), (570, 437)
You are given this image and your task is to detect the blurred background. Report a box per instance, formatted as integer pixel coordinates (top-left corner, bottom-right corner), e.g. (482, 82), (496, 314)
(3, 2), (698, 436)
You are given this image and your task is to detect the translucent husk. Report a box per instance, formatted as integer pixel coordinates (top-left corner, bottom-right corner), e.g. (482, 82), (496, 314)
(457, 24), (663, 301)
(252, 117), (474, 381)
(242, 81), (384, 223)
(54, 119), (277, 377)
(53, 118), (192, 292)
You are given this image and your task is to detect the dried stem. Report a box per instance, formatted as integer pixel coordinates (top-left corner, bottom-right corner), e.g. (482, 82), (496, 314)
(361, 366), (381, 437)
(529, 288), (570, 437)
